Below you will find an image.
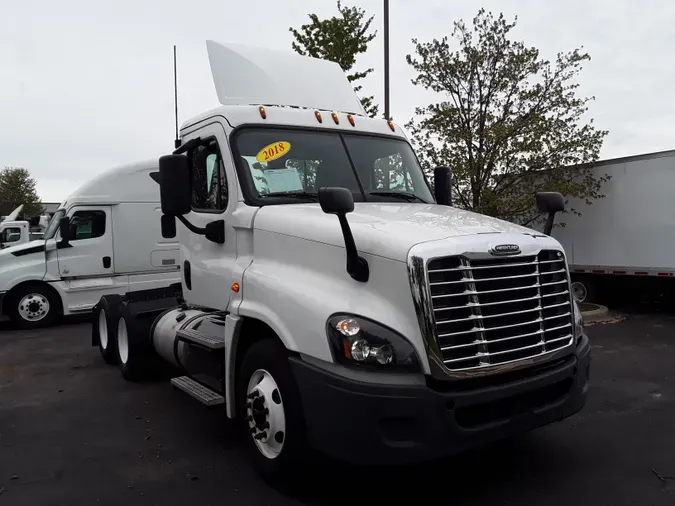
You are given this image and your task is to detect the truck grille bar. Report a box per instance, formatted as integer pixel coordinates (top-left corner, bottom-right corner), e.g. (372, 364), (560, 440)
(426, 250), (574, 372)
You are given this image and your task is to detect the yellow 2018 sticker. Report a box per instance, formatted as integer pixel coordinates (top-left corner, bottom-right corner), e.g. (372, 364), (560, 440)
(256, 141), (291, 163)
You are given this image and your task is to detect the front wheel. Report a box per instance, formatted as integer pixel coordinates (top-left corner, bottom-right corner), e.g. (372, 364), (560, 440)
(237, 339), (309, 487)
(7, 284), (60, 329)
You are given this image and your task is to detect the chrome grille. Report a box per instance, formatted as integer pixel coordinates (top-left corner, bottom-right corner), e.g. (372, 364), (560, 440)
(427, 250), (573, 371)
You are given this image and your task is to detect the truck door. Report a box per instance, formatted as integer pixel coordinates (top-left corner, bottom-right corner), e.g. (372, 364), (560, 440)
(180, 125), (237, 310)
(54, 206), (114, 278)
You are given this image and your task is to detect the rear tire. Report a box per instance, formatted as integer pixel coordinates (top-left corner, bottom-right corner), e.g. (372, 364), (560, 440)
(7, 283), (60, 329)
(572, 277), (597, 303)
(115, 305), (158, 382)
(237, 339), (309, 489)
(92, 295), (123, 365)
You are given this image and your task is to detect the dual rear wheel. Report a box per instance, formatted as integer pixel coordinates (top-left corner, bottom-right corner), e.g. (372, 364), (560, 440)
(92, 295), (156, 381)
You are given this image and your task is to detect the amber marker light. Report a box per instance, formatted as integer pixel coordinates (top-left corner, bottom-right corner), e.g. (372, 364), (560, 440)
(259, 106), (267, 119)
(231, 282), (240, 293)
(387, 120), (395, 132)
(347, 114), (355, 126)
(331, 112), (339, 124)
(315, 111), (323, 123)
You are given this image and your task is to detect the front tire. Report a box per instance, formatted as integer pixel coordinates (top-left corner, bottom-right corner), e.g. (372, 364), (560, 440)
(7, 284), (60, 329)
(237, 339), (309, 488)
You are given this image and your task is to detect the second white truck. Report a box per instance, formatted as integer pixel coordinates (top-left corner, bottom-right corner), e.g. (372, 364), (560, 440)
(0, 161), (181, 328)
(90, 41), (590, 486)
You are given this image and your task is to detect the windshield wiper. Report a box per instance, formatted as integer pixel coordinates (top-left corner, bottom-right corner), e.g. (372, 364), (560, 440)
(264, 191), (319, 202)
(368, 191), (427, 203)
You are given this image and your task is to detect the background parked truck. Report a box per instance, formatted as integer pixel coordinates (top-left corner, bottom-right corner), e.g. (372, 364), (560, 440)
(0, 161), (181, 328)
(0, 205), (49, 249)
(89, 40), (590, 486)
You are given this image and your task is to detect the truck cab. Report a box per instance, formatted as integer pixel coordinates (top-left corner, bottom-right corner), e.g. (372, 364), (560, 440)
(0, 220), (30, 249)
(92, 41), (590, 486)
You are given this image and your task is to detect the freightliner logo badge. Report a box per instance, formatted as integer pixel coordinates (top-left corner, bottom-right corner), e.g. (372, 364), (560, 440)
(490, 244), (521, 256)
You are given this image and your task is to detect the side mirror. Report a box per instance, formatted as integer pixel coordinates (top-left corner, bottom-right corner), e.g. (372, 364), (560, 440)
(159, 154), (192, 216)
(318, 187), (368, 283)
(433, 166), (453, 206)
(536, 192), (565, 214)
(319, 187), (355, 215)
(536, 191), (565, 236)
(59, 216), (72, 243)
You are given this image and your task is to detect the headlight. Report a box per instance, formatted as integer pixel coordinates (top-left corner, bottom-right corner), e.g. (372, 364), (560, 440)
(326, 314), (421, 373)
(573, 300), (584, 339)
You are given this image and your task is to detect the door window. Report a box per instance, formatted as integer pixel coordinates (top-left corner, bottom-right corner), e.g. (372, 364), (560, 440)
(68, 210), (106, 240)
(190, 139), (229, 212)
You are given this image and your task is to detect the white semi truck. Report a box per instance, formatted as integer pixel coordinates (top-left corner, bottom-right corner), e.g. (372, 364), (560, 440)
(90, 41), (590, 485)
(0, 161), (181, 328)
(548, 149), (675, 303)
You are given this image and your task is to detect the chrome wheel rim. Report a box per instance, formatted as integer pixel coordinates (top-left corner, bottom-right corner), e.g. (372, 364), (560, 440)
(117, 318), (129, 365)
(246, 369), (286, 459)
(98, 310), (108, 350)
(18, 293), (50, 322)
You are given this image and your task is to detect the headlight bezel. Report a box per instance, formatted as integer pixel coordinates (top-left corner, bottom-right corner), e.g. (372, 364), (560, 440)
(326, 313), (421, 373)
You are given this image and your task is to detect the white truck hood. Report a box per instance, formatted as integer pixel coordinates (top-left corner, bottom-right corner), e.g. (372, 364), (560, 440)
(253, 202), (547, 262)
(0, 239), (44, 259)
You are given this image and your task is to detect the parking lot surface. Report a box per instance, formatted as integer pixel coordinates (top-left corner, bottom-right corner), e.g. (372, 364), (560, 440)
(1, 313), (674, 505)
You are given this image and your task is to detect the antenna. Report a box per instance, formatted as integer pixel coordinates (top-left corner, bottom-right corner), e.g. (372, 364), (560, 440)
(173, 45), (180, 149)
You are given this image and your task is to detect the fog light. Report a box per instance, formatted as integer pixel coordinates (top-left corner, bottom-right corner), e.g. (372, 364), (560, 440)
(350, 339), (370, 362)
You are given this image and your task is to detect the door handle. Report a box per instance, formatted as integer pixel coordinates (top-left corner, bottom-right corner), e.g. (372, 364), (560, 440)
(102, 256), (111, 269)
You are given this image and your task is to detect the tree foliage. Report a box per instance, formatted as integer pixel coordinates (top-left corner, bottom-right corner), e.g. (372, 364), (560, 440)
(289, 1), (379, 117)
(0, 167), (44, 218)
(405, 9), (609, 225)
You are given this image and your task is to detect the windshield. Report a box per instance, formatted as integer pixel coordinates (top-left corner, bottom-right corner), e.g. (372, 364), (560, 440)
(43, 209), (65, 240)
(234, 128), (434, 204)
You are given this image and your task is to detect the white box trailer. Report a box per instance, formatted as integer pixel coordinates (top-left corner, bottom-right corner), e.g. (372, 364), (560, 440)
(0, 161), (181, 328)
(549, 149), (675, 302)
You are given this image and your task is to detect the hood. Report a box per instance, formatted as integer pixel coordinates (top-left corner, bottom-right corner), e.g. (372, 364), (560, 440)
(0, 240), (44, 260)
(253, 202), (547, 262)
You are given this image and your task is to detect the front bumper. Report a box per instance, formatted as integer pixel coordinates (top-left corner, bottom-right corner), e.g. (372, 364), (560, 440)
(290, 334), (590, 466)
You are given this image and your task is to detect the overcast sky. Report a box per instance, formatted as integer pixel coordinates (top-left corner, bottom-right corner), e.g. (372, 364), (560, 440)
(1, 0), (674, 203)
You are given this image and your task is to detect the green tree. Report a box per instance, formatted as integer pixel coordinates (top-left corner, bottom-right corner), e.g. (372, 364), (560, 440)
(290, 1), (379, 117)
(405, 9), (609, 225)
(0, 167), (44, 218)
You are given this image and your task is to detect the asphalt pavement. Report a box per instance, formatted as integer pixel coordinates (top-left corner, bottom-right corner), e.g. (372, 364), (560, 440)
(0, 313), (674, 505)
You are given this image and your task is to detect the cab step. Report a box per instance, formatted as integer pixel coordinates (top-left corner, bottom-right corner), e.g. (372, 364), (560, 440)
(176, 328), (225, 350)
(170, 376), (224, 406)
